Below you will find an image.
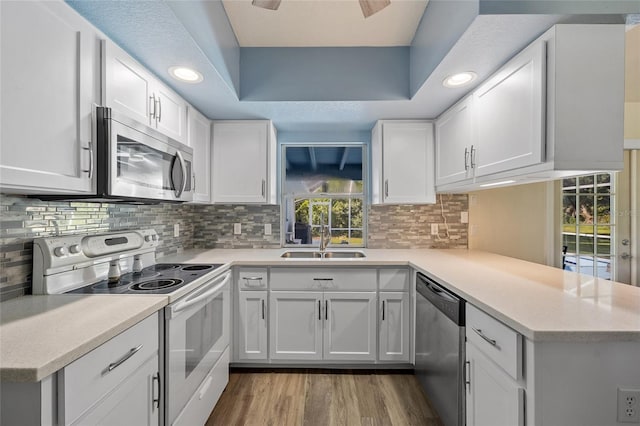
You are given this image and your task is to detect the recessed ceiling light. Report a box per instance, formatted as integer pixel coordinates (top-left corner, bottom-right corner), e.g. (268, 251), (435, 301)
(168, 66), (203, 83)
(443, 72), (477, 88)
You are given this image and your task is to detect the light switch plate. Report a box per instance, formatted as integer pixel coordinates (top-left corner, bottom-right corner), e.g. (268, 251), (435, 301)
(173, 223), (180, 237)
(461, 212), (469, 224)
(233, 223), (241, 235)
(431, 224), (439, 235)
(264, 223), (272, 235)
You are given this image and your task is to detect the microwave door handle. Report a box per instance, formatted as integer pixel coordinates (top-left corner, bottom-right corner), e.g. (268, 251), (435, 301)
(169, 272), (230, 318)
(171, 151), (187, 198)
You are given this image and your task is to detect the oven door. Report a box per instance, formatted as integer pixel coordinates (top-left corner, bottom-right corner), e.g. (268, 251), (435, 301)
(165, 271), (230, 424)
(103, 108), (193, 202)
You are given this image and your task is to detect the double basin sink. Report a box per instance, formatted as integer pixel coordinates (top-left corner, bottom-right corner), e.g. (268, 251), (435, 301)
(281, 250), (366, 259)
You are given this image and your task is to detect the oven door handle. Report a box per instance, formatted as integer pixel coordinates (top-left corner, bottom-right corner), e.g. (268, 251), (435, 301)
(169, 271), (230, 317)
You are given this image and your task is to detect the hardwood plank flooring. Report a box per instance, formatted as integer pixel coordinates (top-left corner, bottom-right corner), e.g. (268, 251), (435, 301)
(206, 370), (442, 426)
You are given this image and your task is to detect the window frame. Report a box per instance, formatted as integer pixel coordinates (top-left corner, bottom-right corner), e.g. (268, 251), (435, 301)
(279, 142), (368, 248)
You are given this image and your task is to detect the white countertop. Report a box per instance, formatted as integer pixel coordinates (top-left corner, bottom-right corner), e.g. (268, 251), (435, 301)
(160, 248), (640, 342)
(0, 295), (167, 382)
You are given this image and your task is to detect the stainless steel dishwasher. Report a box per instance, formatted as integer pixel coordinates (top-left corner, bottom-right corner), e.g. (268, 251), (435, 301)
(415, 272), (466, 426)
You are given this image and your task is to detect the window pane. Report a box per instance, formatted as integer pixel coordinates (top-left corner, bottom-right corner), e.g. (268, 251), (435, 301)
(576, 256), (595, 276)
(578, 196), (594, 224)
(562, 195), (577, 224)
(562, 177), (576, 188)
(596, 196), (611, 224)
(578, 234), (594, 254)
(578, 175), (595, 190)
(595, 257), (612, 279)
(563, 233), (577, 253)
(596, 236), (611, 255)
(596, 173), (611, 185)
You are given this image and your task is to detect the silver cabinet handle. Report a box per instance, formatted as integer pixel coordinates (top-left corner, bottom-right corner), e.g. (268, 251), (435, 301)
(157, 97), (162, 123)
(261, 179), (266, 197)
(313, 278), (333, 281)
(318, 300), (321, 321)
(149, 95), (156, 119)
(243, 277), (264, 287)
(82, 141), (94, 178)
(384, 179), (389, 198)
(464, 147), (469, 171)
(325, 300), (328, 321)
(472, 328), (497, 346)
(261, 299), (265, 320)
(152, 372), (161, 409)
(470, 145), (476, 169)
(382, 300), (386, 321)
(106, 344), (143, 373)
(465, 360), (471, 390)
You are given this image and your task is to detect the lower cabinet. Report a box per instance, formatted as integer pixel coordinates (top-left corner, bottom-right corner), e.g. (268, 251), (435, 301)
(237, 290), (268, 360)
(465, 342), (524, 426)
(269, 291), (377, 362)
(378, 292), (410, 362)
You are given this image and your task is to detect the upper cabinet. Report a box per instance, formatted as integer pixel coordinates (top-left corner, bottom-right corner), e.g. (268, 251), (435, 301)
(187, 107), (212, 204)
(102, 40), (188, 144)
(435, 24), (624, 192)
(0, 1), (99, 195)
(211, 121), (278, 204)
(371, 121), (436, 205)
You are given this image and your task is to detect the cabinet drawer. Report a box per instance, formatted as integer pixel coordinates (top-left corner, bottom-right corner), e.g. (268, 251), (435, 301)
(270, 268), (376, 291)
(379, 268), (409, 291)
(237, 267), (268, 290)
(60, 313), (159, 425)
(466, 304), (522, 380)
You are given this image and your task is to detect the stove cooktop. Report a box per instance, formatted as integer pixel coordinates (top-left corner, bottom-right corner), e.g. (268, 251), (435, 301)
(66, 263), (224, 295)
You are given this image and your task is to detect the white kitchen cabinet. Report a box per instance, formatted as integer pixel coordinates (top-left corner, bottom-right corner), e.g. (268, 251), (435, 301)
(466, 342), (525, 426)
(435, 97), (474, 186)
(212, 120), (277, 204)
(473, 41), (545, 177)
(371, 121), (436, 204)
(237, 291), (268, 360)
(187, 107), (212, 203)
(0, 0), (98, 195)
(436, 24), (624, 192)
(323, 292), (377, 362)
(269, 291), (323, 361)
(103, 40), (188, 143)
(378, 292), (410, 362)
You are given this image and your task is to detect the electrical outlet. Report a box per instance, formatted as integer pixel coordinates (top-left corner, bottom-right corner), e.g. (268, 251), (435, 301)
(173, 223), (180, 238)
(431, 224), (439, 235)
(264, 223), (272, 235)
(461, 211), (469, 224)
(618, 388), (640, 423)
(233, 223), (242, 235)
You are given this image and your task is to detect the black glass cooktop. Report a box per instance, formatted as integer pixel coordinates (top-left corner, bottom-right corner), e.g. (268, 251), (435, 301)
(66, 263), (224, 295)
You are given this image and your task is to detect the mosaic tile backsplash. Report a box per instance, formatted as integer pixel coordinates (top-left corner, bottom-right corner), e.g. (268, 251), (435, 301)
(0, 194), (467, 300)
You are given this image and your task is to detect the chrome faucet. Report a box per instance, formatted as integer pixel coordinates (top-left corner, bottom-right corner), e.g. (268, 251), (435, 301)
(319, 213), (331, 253)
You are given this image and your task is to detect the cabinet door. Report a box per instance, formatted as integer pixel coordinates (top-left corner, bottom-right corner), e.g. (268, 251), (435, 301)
(187, 107), (211, 203)
(72, 355), (159, 426)
(435, 97), (474, 185)
(379, 292), (410, 362)
(323, 292), (377, 362)
(154, 83), (187, 143)
(381, 122), (435, 204)
(102, 40), (154, 127)
(238, 291), (268, 360)
(269, 291), (323, 360)
(212, 121), (269, 203)
(0, 1), (96, 194)
(466, 343), (525, 426)
(473, 41), (545, 177)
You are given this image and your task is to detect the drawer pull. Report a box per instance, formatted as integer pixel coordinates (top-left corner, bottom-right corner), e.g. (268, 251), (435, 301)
(318, 300), (321, 321)
(472, 328), (497, 347)
(262, 299), (265, 320)
(106, 344), (143, 373)
(243, 277), (264, 286)
(313, 278), (333, 281)
(152, 372), (161, 409)
(382, 300), (386, 321)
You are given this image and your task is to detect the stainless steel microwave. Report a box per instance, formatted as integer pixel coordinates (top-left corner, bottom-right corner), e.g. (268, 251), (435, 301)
(37, 106), (194, 203)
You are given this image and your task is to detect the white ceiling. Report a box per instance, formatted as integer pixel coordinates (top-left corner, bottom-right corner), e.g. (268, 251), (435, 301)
(222, 0), (429, 47)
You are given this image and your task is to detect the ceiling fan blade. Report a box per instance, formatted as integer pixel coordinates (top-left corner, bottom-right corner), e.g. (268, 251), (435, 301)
(359, 0), (390, 18)
(252, 0), (282, 10)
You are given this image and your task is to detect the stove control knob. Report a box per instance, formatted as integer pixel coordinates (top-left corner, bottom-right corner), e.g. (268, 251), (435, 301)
(69, 244), (81, 254)
(152, 234), (158, 241)
(144, 235), (152, 242)
(54, 246), (67, 257)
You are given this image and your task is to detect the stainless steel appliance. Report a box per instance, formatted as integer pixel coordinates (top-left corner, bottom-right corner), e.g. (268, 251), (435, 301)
(32, 229), (230, 426)
(38, 106), (194, 203)
(415, 272), (466, 426)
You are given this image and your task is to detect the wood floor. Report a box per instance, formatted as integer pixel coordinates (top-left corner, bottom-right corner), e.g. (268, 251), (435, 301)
(206, 370), (443, 426)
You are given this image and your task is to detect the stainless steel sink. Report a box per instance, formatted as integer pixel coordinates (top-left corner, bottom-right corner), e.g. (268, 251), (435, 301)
(280, 250), (366, 259)
(280, 251), (323, 258)
(322, 251), (366, 258)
